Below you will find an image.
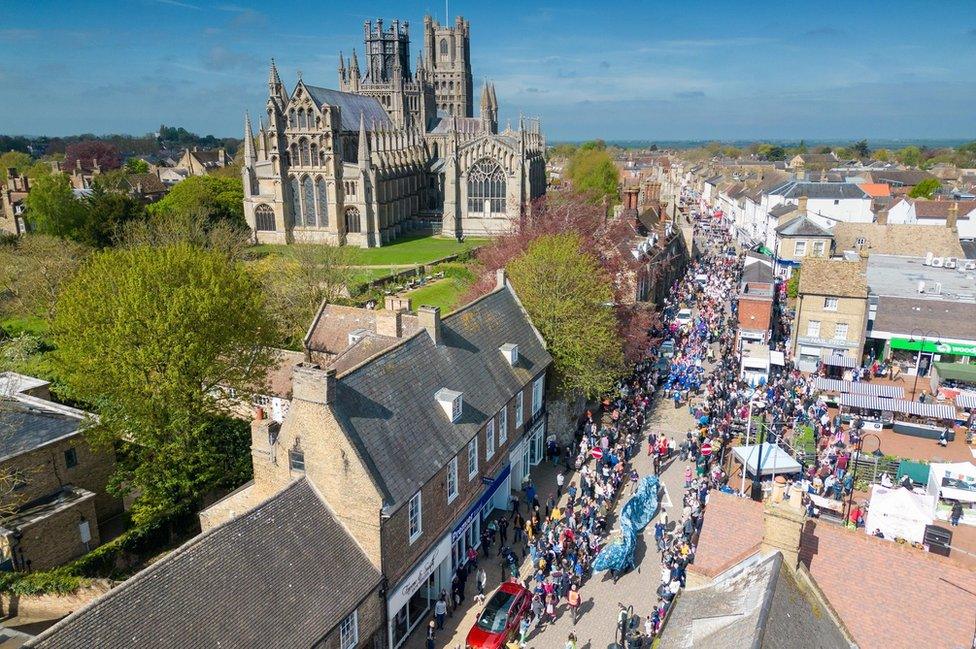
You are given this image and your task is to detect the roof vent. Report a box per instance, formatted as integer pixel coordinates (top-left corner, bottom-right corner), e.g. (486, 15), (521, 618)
(435, 388), (463, 423)
(500, 343), (519, 366)
(348, 328), (369, 346)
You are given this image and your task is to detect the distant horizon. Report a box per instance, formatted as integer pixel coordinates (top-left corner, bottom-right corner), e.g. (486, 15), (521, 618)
(2, 1), (975, 140)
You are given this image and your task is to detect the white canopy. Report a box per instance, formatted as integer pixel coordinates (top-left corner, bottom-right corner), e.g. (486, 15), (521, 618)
(927, 461), (976, 504)
(732, 442), (802, 477)
(865, 485), (935, 543)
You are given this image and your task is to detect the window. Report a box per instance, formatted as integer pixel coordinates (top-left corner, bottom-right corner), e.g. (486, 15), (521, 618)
(855, 236), (866, 247)
(440, 38), (449, 57)
(447, 456), (458, 504)
(824, 297), (839, 311)
(64, 447), (78, 469)
(515, 392), (524, 429)
(467, 158), (506, 215)
(299, 138), (310, 166)
(794, 240), (807, 257)
(344, 207), (361, 233)
(302, 176), (315, 226)
(288, 109), (297, 128)
(834, 322), (849, 341)
(315, 177), (329, 226)
(255, 204), (275, 231)
(408, 491), (422, 543)
(498, 407), (508, 445)
(467, 437), (478, 480)
(833, 199), (840, 205)
(288, 449), (305, 472)
(806, 320), (821, 338)
(486, 417), (495, 459)
(290, 177), (301, 223)
(298, 108), (307, 129)
(339, 611), (359, 649)
(812, 241), (825, 257)
(532, 376), (544, 415)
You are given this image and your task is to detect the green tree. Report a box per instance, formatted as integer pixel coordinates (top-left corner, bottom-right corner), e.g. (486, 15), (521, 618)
(852, 139), (870, 158)
(0, 151), (32, 182)
(24, 173), (88, 239)
(0, 235), (87, 321)
(908, 177), (941, 199)
(80, 185), (147, 247)
(567, 148), (619, 204)
(148, 175), (244, 227)
(871, 148), (891, 162)
(786, 268), (800, 299)
(125, 157), (150, 173)
(896, 145), (922, 167)
(52, 244), (279, 524)
(26, 161), (52, 179)
(507, 233), (623, 398)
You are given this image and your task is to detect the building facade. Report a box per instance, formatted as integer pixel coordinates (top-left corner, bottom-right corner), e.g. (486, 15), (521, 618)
(242, 15), (546, 247)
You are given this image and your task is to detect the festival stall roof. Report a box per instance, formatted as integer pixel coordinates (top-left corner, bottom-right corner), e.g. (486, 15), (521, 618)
(927, 461), (976, 504)
(864, 485), (935, 544)
(935, 362), (976, 385)
(732, 443), (802, 477)
(957, 394), (976, 410)
(837, 394), (956, 419)
(813, 377), (904, 398)
(823, 354), (857, 369)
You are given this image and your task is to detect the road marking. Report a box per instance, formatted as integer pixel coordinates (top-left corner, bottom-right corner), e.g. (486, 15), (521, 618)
(660, 484), (673, 509)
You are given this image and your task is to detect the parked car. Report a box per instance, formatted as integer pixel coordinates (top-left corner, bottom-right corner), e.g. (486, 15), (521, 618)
(465, 581), (531, 649)
(676, 308), (693, 327)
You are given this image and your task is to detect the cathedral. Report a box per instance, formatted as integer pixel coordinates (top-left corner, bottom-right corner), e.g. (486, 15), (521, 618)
(242, 15), (547, 247)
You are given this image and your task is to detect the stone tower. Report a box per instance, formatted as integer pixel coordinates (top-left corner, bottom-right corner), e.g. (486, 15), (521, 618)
(423, 14), (473, 118)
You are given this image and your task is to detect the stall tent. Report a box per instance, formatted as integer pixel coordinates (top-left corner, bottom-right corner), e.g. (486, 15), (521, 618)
(732, 442), (802, 478)
(927, 461), (976, 504)
(864, 485), (935, 543)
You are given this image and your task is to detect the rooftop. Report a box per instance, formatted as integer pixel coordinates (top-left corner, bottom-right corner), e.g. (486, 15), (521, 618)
(775, 213), (832, 237)
(872, 296), (976, 339)
(865, 254), (976, 302)
(0, 373), (88, 463)
(832, 223), (964, 258)
(768, 181), (869, 200)
(798, 258), (868, 299)
(304, 85), (393, 131)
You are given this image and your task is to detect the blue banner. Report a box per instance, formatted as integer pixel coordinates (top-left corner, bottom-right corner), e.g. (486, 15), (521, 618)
(451, 464), (511, 543)
(593, 475), (660, 573)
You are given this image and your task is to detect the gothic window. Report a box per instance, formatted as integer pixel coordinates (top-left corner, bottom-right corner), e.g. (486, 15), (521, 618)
(298, 108), (307, 129)
(467, 158), (506, 215)
(345, 207), (361, 233)
(310, 142), (318, 165)
(289, 176), (301, 224)
(299, 138), (310, 166)
(302, 176), (315, 226)
(440, 39), (448, 57)
(289, 143), (298, 167)
(288, 109), (297, 128)
(316, 177), (329, 226)
(255, 205), (275, 231)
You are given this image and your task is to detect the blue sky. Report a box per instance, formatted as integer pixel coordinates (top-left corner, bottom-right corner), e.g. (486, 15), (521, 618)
(2, 0), (975, 141)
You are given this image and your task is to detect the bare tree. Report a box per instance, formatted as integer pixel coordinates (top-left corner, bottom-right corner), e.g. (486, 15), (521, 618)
(0, 235), (87, 321)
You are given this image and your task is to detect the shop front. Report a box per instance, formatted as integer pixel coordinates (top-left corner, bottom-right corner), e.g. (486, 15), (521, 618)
(450, 464), (512, 575)
(509, 420), (545, 492)
(888, 338), (976, 377)
(387, 535), (452, 649)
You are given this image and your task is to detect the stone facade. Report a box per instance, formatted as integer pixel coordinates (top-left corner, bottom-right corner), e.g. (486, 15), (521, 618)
(242, 14), (547, 248)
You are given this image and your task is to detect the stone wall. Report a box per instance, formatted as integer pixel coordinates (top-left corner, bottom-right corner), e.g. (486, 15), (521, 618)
(1, 580), (113, 620)
(14, 495), (100, 571)
(312, 585), (385, 648)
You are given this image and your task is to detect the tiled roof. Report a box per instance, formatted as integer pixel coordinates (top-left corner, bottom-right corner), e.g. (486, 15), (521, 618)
(305, 304), (420, 356)
(832, 223), (964, 258)
(769, 204), (797, 218)
(872, 297), (976, 340)
(660, 552), (850, 648)
(913, 199), (976, 219)
(858, 183), (890, 197)
(775, 214), (832, 237)
(429, 116), (487, 134)
(870, 170), (936, 187)
(769, 181), (869, 200)
(794, 153), (838, 165)
(259, 349), (306, 399)
(797, 258), (867, 298)
(27, 479), (380, 649)
(332, 286), (552, 509)
(690, 492), (763, 578)
(305, 85), (392, 131)
(741, 262), (774, 285)
(123, 173), (167, 195)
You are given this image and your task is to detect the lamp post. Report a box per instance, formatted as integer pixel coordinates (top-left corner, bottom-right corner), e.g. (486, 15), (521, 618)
(740, 396), (767, 496)
(844, 432), (883, 524)
(908, 328), (942, 401)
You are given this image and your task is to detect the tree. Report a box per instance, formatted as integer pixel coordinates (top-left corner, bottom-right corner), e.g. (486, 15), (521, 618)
(786, 268), (800, 299)
(148, 175), (245, 228)
(852, 139), (870, 158)
(0, 151), (32, 182)
(64, 140), (121, 172)
(566, 148), (619, 204)
(816, 146), (833, 154)
(507, 233), (624, 398)
(871, 148), (891, 162)
(896, 145), (922, 167)
(0, 235), (87, 321)
(79, 185), (147, 247)
(121, 208), (251, 260)
(756, 144), (786, 161)
(24, 173), (88, 239)
(125, 157), (150, 173)
(52, 243), (279, 524)
(908, 177), (941, 199)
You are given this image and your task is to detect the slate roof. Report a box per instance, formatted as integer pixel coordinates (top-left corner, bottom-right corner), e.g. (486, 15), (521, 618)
(872, 297), (976, 340)
(768, 181), (869, 200)
(332, 286), (552, 510)
(775, 214), (832, 237)
(831, 223), (964, 258)
(869, 169), (936, 187)
(123, 173), (167, 196)
(768, 204), (798, 218)
(305, 85), (392, 131)
(798, 258), (867, 299)
(27, 479), (380, 649)
(429, 116), (487, 134)
(0, 400), (84, 462)
(659, 552), (851, 648)
(741, 262), (774, 285)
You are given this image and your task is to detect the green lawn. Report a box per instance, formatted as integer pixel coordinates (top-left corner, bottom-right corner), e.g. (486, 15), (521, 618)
(402, 277), (473, 314)
(254, 234), (488, 267)
(0, 314), (49, 338)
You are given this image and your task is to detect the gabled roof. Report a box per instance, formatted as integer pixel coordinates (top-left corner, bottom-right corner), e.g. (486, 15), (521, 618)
(332, 286), (552, 509)
(768, 181), (869, 200)
(304, 85), (392, 131)
(912, 199), (976, 219)
(27, 479), (380, 649)
(429, 116), (486, 134)
(123, 173), (167, 195)
(768, 203), (798, 218)
(775, 214), (832, 237)
(870, 169), (936, 187)
(858, 183), (890, 197)
(831, 223), (964, 258)
(798, 258), (867, 298)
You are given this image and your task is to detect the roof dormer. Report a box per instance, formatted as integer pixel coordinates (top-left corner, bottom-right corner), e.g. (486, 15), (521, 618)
(500, 343), (518, 366)
(435, 388), (463, 423)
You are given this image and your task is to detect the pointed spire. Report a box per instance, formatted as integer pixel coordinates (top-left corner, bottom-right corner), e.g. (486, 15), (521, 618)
(489, 82), (498, 111)
(358, 112), (370, 169)
(268, 58), (282, 91)
(350, 49), (360, 71)
(243, 111), (255, 164)
(338, 51), (345, 74)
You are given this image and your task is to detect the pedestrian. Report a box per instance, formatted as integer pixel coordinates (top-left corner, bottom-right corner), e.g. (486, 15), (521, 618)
(617, 603), (630, 646)
(684, 465), (692, 488)
(434, 595), (447, 630)
(476, 566), (487, 601)
(425, 620), (435, 649)
(519, 614), (531, 646)
(557, 471), (565, 499)
(565, 631), (578, 649)
(951, 500), (964, 526)
(499, 516), (509, 544)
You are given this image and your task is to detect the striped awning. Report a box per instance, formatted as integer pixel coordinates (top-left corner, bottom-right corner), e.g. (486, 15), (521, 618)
(812, 377), (904, 398)
(823, 355), (857, 369)
(957, 394), (976, 410)
(838, 394), (955, 420)
(838, 393), (893, 412)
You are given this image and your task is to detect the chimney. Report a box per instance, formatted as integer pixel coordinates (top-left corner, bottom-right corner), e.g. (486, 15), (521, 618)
(384, 295), (412, 312)
(947, 202), (959, 231)
(418, 305), (441, 345)
(875, 208), (888, 225)
(760, 503), (806, 571)
(797, 196), (808, 215)
(292, 362), (337, 405)
(375, 309), (402, 338)
(495, 267), (507, 290)
(250, 416), (281, 460)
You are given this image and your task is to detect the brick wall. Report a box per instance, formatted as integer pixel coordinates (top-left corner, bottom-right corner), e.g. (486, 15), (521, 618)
(13, 495), (100, 571)
(313, 585), (384, 649)
(792, 293), (868, 360)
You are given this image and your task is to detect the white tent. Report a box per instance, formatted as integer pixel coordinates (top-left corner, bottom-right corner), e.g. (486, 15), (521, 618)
(732, 442), (802, 478)
(927, 461), (976, 504)
(864, 485), (935, 543)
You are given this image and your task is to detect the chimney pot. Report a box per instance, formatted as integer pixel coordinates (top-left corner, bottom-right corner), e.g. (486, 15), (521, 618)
(418, 305), (441, 345)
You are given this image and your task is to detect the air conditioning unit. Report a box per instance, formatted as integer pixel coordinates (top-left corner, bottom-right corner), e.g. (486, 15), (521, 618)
(945, 258), (957, 269)
(931, 257), (944, 268)
(965, 261), (976, 271)
(924, 251), (934, 266)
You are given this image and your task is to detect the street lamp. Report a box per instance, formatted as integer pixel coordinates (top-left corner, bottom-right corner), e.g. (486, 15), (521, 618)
(908, 328), (942, 401)
(844, 432), (883, 523)
(740, 396), (767, 496)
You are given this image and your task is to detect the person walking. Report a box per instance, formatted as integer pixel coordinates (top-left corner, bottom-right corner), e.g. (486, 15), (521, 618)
(617, 603), (631, 647)
(557, 472), (565, 499)
(565, 631), (578, 649)
(476, 566), (487, 601)
(567, 583), (582, 625)
(951, 500), (964, 526)
(425, 620), (435, 649)
(434, 596), (447, 630)
(519, 614), (531, 647)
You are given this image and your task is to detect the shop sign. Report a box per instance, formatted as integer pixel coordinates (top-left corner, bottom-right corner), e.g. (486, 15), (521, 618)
(890, 338), (976, 356)
(386, 534), (451, 616)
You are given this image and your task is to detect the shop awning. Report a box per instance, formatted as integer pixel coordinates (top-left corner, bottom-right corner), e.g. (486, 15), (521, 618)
(838, 393), (894, 412)
(732, 442), (802, 477)
(957, 394), (976, 410)
(838, 394), (955, 420)
(812, 377), (904, 398)
(823, 355), (857, 369)
(934, 362), (976, 385)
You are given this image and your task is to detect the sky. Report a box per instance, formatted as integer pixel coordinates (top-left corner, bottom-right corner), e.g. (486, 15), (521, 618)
(2, 0), (975, 141)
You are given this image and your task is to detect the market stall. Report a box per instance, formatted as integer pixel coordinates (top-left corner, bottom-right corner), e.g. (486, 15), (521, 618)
(822, 353), (858, 380)
(732, 442), (802, 481)
(836, 393), (894, 431)
(836, 394), (956, 439)
(864, 485), (936, 543)
(926, 461), (976, 524)
(813, 377), (904, 406)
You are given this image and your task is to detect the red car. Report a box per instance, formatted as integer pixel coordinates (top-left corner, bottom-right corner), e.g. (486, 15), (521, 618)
(464, 580), (531, 649)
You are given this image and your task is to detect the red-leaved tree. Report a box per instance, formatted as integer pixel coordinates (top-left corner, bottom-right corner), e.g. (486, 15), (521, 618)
(65, 140), (122, 172)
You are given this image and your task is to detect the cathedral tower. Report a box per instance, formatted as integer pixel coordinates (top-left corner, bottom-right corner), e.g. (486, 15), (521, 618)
(423, 15), (473, 118)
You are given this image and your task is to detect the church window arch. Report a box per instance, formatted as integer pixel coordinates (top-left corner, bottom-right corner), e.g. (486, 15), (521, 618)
(310, 142), (318, 165)
(288, 109), (297, 128)
(289, 176), (301, 224)
(298, 108), (307, 129)
(344, 206), (361, 233)
(467, 158), (506, 215)
(440, 39), (449, 58)
(254, 204), (275, 231)
(299, 138), (311, 166)
(301, 176), (315, 226)
(316, 177), (329, 226)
